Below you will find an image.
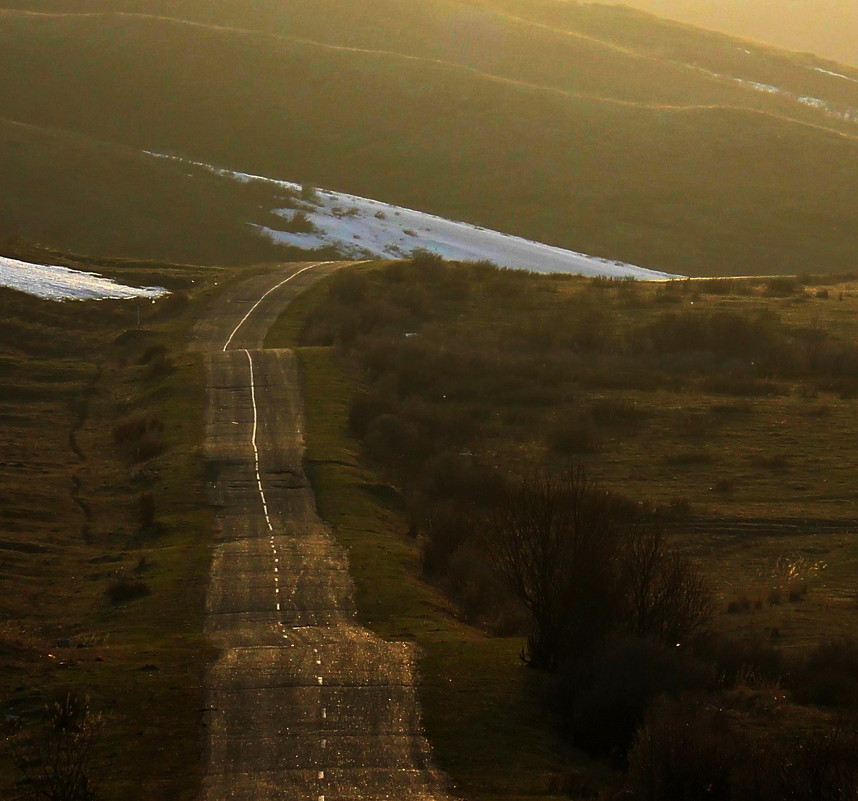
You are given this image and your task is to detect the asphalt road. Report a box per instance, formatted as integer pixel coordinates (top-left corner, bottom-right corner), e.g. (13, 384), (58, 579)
(193, 262), (454, 800)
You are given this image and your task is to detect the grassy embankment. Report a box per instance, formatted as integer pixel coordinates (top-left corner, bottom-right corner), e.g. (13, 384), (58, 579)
(3, 0), (858, 275)
(0, 256), (237, 799)
(266, 259), (858, 796)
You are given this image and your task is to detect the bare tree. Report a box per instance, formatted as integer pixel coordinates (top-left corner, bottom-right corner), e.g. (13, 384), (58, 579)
(485, 467), (624, 669)
(11, 691), (101, 801)
(621, 523), (713, 647)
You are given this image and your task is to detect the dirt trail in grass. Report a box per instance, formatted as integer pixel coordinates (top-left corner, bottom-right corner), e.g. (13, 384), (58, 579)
(192, 262), (454, 800)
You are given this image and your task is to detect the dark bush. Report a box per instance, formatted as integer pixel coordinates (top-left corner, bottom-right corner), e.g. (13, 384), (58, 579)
(790, 640), (858, 710)
(421, 500), (480, 577)
(136, 344), (167, 366)
(105, 578), (151, 605)
(347, 391), (397, 438)
(625, 698), (738, 801)
(764, 276), (799, 296)
(363, 413), (429, 465)
(111, 412), (165, 462)
(416, 452), (507, 508)
(282, 211), (317, 233)
(558, 637), (710, 757)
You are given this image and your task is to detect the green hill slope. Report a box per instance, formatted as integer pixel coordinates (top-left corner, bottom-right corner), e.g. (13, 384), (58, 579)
(0, 118), (295, 264)
(2, 1), (858, 275)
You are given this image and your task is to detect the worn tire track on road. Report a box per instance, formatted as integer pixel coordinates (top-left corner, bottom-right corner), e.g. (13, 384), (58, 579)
(193, 262), (454, 800)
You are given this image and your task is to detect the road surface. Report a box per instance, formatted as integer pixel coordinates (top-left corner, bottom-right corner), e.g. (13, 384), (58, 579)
(192, 262), (454, 800)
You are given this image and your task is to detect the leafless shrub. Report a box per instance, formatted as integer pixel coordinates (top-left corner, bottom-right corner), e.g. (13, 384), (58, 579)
(10, 691), (102, 801)
(483, 467), (625, 669)
(621, 524), (713, 648)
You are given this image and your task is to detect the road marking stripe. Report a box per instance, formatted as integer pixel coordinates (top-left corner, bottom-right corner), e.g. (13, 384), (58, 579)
(222, 262), (331, 352)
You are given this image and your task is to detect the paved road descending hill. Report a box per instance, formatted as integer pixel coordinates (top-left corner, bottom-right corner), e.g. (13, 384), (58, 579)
(192, 262), (454, 800)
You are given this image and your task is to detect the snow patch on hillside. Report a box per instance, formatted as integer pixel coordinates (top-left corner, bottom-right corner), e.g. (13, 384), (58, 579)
(0, 257), (167, 301)
(147, 151), (678, 280)
(704, 69), (858, 124)
(813, 67), (858, 85)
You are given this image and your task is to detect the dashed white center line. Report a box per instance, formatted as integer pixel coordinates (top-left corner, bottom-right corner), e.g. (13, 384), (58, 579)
(318, 770), (325, 780)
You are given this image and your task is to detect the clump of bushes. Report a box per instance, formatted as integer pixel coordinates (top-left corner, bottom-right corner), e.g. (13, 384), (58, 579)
(111, 412), (165, 462)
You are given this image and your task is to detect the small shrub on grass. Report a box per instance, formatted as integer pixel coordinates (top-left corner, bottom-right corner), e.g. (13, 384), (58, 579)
(410, 249), (446, 271)
(764, 276), (799, 296)
(282, 211), (318, 234)
(105, 577), (150, 605)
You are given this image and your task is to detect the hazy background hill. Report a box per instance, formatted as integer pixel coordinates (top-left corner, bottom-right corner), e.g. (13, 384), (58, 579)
(618, 0), (858, 68)
(2, 0), (858, 275)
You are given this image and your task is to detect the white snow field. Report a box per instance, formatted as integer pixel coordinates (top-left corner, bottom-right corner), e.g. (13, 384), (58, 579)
(259, 188), (680, 279)
(147, 151), (678, 280)
(700, 67), (858, 125)
(0, 256), (167, 301)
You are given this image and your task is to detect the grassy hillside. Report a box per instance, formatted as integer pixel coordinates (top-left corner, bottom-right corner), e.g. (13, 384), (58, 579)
(0, 118), (324, 266)
(0, 263), (228, 799)
(1, 1), (858, 275)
